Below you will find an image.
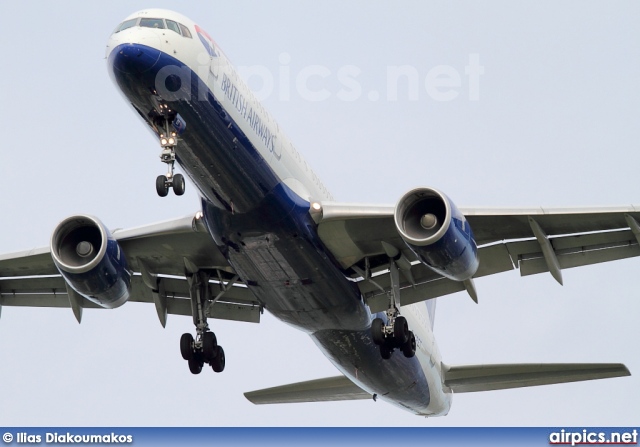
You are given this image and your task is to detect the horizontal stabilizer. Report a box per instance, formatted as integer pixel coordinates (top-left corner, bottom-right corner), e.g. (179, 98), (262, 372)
(244, 375), (371, 405)
(443, 362), (630, 393)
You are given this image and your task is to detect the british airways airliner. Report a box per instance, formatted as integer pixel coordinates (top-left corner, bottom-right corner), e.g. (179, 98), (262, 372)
(0, 9), (633, 417)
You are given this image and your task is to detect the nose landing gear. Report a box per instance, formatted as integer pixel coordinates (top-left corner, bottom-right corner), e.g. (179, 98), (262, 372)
(156, 116), (186, 197)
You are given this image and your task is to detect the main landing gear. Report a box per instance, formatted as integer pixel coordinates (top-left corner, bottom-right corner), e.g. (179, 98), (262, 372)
(180, 331), (225, 374)
(180, 268), (226, 374)
(371, 313), (416, 360)
(371, 257), (416, 360)
(156, 117), (185, 197)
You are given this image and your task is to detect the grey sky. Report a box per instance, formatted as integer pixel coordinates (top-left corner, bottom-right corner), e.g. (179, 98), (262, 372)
(0, 1), (638, 426)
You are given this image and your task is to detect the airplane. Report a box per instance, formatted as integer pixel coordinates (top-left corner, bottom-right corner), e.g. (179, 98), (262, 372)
(0, 8), (634, 418)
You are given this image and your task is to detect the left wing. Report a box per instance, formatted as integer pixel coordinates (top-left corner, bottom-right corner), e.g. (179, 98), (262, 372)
(316, 202), (640, 310)
(0, 214), (261, 325)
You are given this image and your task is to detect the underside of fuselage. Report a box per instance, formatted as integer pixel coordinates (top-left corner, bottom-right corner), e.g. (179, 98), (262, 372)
(108, 43), (370, 332)
(107, 40), (438, 416)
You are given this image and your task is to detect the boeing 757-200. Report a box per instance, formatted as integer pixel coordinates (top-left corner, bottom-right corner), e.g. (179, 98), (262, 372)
(0, 9), (633, 416)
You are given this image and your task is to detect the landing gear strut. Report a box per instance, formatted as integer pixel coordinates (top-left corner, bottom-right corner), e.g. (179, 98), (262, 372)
(156, 116), (185, 197)
(179, 269), (226, 374)
(371, 257), (416, 359)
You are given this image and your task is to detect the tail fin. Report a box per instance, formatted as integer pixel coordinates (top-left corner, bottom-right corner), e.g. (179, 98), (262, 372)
(442, 362), (630, 393)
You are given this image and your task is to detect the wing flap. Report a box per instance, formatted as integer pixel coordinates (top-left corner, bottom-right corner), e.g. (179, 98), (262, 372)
(0, 293), (101, 309)
(0, 275), (260, 323)
(443, 363), (630, 393)
(520, 245), (640, 277)
(363, 244), (514, 312)
(0, 276), (67, 294)
(505, 229), (640, 276)
(244, 376), (371, 404)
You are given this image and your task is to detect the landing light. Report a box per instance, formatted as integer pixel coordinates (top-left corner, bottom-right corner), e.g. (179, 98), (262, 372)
(309, 201), (323, 224)
(160, 134), (178, 147)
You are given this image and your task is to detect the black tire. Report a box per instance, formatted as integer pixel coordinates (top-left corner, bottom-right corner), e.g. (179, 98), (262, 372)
(394, 316), (409, 346)
(212, 345), (225, 373)
(188, 357), (203, 374)
(180, 333), (194, 360)
(156, 175), (169, 197)
(402, 331), (416, 358)
(371, 318), (385, 345)
(202, 331), (217, 363)
(380, 344), (392, 360)
(173, 173), (186, 196)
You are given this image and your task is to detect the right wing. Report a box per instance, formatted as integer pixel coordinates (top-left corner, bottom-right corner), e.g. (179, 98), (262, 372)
(0, 214), (261, 325)
(316, 202), (640, 310)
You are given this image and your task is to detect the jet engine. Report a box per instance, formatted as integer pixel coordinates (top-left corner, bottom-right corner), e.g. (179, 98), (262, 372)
(394, 187), (478, 281)
(50, 215), (131, 308)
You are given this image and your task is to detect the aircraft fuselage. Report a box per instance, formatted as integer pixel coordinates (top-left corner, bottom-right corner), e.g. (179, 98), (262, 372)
(106, 9), (451, 416)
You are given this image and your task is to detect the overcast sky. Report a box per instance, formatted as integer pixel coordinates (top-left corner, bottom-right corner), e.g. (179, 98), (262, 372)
(1, 1), (639, 427)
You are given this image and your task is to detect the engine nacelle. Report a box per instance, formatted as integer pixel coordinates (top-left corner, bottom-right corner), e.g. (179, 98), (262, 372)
(394, 187), (478, 281)
(50, 215), (131, 308)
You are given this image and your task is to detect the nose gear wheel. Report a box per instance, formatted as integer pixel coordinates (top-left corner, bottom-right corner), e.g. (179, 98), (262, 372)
(156, 115), (186, 197)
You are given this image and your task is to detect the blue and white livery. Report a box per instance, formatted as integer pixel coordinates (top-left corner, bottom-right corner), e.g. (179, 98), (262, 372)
(0, 9), (633, 417)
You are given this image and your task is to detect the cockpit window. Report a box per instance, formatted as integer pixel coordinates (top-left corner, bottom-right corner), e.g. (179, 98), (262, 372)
(179, 23), (192, 38)
(139, 18), (165, 29)
(114, 18), (138, 33)
(166, 20), (181, 35)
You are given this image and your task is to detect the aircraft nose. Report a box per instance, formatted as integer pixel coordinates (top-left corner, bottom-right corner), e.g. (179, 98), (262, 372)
(109, 43), (162, 74)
